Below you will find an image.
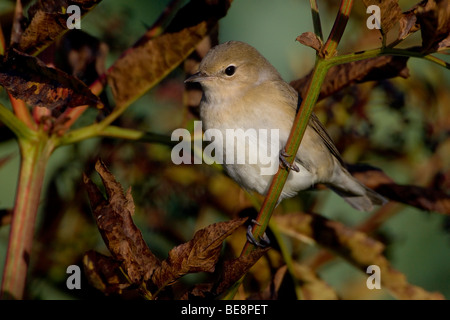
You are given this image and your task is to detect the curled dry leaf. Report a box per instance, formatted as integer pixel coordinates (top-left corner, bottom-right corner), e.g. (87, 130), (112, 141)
(290, 55), (409, 101)
(83, 159), (160, 285)
(181, 246), (269, 299)
(296, 32), (322, 52)
(396, 0), (450, 51)
(84, 160), (249, 297)
(348, 164), (450, 215)
(0, 49), (103, 112)
(292, 264), (339, 300)
(107, 0), (232, 108)
(415, 0), (450, 53)
(18, 0), (102, 55)
(151, 217), (247, 289)
(363, 0), (403, 35)
(274, 212), (445, 300)
(398, 6), (421, 41)
(83, 250), (131, 295)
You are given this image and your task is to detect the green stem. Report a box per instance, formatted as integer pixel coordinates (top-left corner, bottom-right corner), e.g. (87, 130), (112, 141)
(309, 0), (323, 42)
(58, 125), (176, 147)
(8, 95), (36, 130)
(321, 0), (353, 58)
(269, 220), (303, 299)
(329, 47), (450, 69)
(0, 134), (56, 299)
(0, 103), (34, 139)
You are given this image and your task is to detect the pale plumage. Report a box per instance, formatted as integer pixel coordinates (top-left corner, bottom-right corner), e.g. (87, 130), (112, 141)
(186, 41), (386, 211)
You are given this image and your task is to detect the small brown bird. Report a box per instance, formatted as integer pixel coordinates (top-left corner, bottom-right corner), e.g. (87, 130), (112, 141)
(185, 41), (386, 211)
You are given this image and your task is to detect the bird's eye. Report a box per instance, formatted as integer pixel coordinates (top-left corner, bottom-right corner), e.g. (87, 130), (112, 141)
(225, 65), (236, 76)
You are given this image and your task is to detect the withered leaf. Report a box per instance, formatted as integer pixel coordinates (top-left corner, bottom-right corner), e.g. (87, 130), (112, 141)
(260, 264), (338, 300)
(18, 0), (102, 55)
(416, 0), (450, 53)
(83, 250), (131, 295)
(0, 209), (13, 227)
(181, 246), (268, 299)
(398, 5), (421, 41)
(83, 159), (160, 284)
(292, 264), (339, 300)
(274, 212), (445, 299)
(296, 32), (322, 52)
(107, 0), (232, 107)
(215, 246), (269, 295)
(348, 164), (450, 215)
(0, 49), (103, 112)
(290, 55), (409, 101)
(363, 0), (403, 35)
(151, 217), (247, 289)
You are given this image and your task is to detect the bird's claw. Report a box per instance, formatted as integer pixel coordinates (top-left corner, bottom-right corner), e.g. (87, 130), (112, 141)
(279, 149), (300, 172)
(246, 219), (271, 248)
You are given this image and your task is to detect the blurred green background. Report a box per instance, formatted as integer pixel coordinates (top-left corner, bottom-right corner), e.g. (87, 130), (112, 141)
(0, 0), (449, 299)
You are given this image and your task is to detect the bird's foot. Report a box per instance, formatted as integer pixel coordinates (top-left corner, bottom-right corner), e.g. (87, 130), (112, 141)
(279, 149), (300, 172)
(246, 219), (271, 248)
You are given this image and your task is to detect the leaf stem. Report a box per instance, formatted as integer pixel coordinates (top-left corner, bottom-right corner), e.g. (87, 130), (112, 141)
(0, 102), (34, 139)
(328, 47), (450, 70)
(8, 94), (37, 130)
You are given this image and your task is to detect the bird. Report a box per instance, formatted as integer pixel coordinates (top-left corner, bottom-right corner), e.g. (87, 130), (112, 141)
(185, 40), (386, 212)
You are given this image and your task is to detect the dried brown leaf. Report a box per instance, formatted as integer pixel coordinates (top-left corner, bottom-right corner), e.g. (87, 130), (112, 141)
(55, 30), (109, 84)
(181, 246), (269, 299)
(296, 32), (322, 52)
(107, 0), (231, 107)
(416, 0), (450, 53)
(151, 217), (247, 289)
(83, 250), (131, 295)
(274, 212), (445, 300)
(252, 264), (288, 300)
(215, 246), (269, 294)
(0, 49), (103, 112)
(290, 55), (409, 101)
(363, 0), (403, 35)
(18, 0), (102, 55)
(83, 159), (160, 284)
(292, 264), (339, 300)
(398, 6), (421, 40)
(348, 165), (450, 215)
(0, 209), (13, 227)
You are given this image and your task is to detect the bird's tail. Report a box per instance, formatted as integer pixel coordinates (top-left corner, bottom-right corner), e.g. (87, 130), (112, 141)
(327, 163), (387, 212)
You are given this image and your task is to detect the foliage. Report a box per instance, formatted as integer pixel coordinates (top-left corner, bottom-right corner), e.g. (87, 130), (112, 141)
(0, 0), (449, 300)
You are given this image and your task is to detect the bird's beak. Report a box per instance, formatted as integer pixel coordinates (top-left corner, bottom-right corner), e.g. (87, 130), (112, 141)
(184, 72), (210, 83)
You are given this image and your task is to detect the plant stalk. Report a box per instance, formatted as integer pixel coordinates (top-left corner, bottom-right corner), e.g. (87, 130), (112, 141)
(0, 134), (55, 299)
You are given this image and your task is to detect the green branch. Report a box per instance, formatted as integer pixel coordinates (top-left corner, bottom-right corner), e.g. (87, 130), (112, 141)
(1, 135), (56, 299)
(309, 0), (323, 42)
(329, 47), (450, 69)
(0, 103), (34, 139)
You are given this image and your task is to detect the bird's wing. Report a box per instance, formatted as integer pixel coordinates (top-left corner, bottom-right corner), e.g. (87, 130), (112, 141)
(276, 80), (345, 167)
(307, 112), (345, 166)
